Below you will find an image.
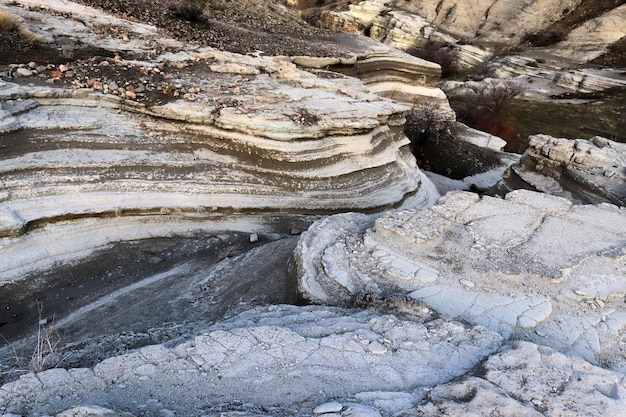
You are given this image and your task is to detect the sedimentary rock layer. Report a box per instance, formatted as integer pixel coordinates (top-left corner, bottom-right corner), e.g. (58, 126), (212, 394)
(295, 190), (626, 371)
(2, 305), (624, 417)
(499, 134), (626, 206)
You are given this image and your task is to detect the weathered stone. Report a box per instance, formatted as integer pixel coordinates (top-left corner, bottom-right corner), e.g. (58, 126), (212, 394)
(296, 190), (626, 369)
(499, 134), (626, 206)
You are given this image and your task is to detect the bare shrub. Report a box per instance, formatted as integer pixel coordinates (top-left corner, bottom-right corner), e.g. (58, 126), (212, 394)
(0, 11), (38, 41)
(522, 29), (566, 47)
(404, 104), (456, 147)
(0, 304), (67, 380)
(30, 305), (62, 373)
(468, 61), (498, 81)
(0, 11), (18, 31)
(470, 80), (525, 141)
(168, 1), (209, 23)
(406, 40), (460, 78)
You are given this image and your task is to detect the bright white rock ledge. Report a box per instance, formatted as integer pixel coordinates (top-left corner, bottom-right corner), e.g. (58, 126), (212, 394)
(295, 189), (626, 371)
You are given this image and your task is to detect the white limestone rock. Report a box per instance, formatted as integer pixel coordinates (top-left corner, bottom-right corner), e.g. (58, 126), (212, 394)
(295, 190), (626, 370)
(545, 4), (626, 63)
(0, 305), (503, 416)
(499, 135), (626, 206)
(405, 342), (626, 416)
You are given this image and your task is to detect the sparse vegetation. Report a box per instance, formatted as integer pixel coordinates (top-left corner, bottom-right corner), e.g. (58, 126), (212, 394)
(29, 305), (62, 373)
(521, 28), (566, 47)
(453, 80), (525, 144)
(0, 304), (67, 380)
(404, 104), (456, 147)
(404, 103), (502, 179)
(406, 40), (460, 78)
(168, 0), (209, 23)
(0, 11), (38, 42)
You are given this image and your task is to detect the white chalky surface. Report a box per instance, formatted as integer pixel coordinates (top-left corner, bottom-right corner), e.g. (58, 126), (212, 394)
(296, 190), (626, 369)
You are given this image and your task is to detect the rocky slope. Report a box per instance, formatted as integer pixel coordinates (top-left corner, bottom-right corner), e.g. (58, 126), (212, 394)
(321, 0), (626, 96)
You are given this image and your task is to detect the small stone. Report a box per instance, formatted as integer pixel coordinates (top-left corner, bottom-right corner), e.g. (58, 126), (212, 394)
(290, 228), (301, 235)
(125, 90), (137, 100)
(59, 64), (69, 72)
(49, 70), (62, 78)
(460, 279), (475, 290)
(92, 81), (103, 90)
(313, 402), (343, 414)
(249, 233), (259, 243)
(15, 67), (33, 77)
(28, 61), (37, 69)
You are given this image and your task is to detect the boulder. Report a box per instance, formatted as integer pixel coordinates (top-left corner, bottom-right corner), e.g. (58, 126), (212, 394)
(295, 190), (626, 370)
(499, 135), (626, 206)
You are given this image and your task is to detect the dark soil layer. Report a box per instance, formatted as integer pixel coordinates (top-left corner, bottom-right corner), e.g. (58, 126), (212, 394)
(70, 0), (352, 57)
(592, 36), (626, 67)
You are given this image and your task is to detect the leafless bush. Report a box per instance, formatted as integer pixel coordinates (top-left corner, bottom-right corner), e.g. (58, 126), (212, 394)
(468, 61), (498, 81)
(470, 80), (525, 141)
(29, 306), (62, 373)
(168, 1), (209, 23)
(405, 104), (456, 146)
(406, 40), (460, 78)
(522, 29), (566, 47)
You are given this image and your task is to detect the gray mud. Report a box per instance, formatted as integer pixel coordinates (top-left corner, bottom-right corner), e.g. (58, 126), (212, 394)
(0, 231), (303, 382)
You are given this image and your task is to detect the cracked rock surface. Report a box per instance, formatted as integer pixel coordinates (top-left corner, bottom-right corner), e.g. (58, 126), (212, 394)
(296, 189), (626, 370)
(0, 304), (503, 416)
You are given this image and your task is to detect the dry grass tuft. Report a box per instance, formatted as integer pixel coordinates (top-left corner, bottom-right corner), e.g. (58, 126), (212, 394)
(0, 11), (18, 31)
(0, 11), (39, 41)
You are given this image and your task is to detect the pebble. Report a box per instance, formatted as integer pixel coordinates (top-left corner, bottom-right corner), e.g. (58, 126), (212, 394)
(15, 67), (33, 77)
(313, 402), (343, 414)
(59, 64), (69, 72)
(290, 228), (301, 235)
(249, 233), (259, 243)
(460, 278), (475, 289)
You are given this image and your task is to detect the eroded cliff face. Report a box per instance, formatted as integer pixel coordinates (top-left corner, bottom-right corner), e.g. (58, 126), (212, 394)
(396, 0), (585, 44)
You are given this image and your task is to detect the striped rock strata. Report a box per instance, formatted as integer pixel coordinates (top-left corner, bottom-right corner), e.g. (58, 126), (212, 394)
(0, 0), (444, 280)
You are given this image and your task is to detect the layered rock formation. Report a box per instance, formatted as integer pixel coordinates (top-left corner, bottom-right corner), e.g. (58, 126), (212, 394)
(0, 0), (446, 280)
(296, 190), (626, 371)
(323, 0), (626, 98)
(499, 135), (626, 206)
